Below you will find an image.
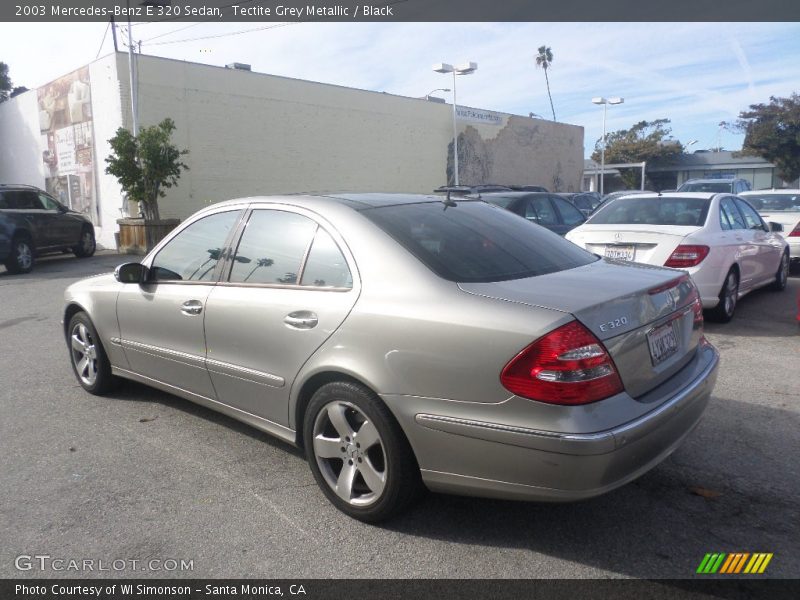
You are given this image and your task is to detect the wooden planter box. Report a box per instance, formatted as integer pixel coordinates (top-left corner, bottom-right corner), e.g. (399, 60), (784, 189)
(116, 218), (181, 255)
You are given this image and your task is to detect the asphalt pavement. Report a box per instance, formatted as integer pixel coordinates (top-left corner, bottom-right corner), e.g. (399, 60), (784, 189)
(1, 252), (798, 579)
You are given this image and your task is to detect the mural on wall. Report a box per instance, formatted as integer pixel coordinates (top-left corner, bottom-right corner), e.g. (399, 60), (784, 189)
(38, 66), (97, 224)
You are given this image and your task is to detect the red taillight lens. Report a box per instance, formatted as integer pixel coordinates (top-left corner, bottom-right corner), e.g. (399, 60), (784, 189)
(500, 320), (624, 405)
(664, 245), (710, 268)
(789, 223), (800, 237)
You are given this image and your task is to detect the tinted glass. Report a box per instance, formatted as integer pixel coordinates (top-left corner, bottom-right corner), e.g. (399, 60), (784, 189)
(361, 201), (597, 283)
(720, 198), (745, 230)
(571, 195), (593, 210)
(38, 194), (59, 210)
(553, 197), (585, 226)
(482, 196), (515, 209)
(735, 199), (766, 231)
(678, 182), (733, 193)
(743, 193), (800, 212)
(524, 197), (558, 226)
(589, 196), (710, 226)
(229, 210), (316, 285)
(150, 210), (242, 282)
(0, 193), (7, 209)
(300, 228), (353, 289)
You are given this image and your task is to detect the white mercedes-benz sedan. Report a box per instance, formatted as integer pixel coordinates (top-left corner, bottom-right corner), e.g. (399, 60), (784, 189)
(740, 189), (800, 265)
(565, 192), (789, 322)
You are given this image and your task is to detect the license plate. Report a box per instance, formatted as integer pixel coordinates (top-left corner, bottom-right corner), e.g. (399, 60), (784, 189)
(605, 245), (635, 261)
(647, 321), (679, 366)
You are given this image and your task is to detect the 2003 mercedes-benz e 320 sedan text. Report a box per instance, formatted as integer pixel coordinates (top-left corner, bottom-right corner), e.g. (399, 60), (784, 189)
(64, 194), (719, 522)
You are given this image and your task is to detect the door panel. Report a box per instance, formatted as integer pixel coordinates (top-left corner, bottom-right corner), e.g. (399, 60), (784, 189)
(117, 283), (217, 398)
(204, 209), (358, 424)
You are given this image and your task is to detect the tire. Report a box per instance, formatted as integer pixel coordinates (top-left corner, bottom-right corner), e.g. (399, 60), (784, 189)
(73, 227), (96, 258)
(303, 381), (423, 522)
(4, 235), (35, 274)
(770, 251), (789, 291)
(708, 268), (739, 323)
(67, 312), (118, 395)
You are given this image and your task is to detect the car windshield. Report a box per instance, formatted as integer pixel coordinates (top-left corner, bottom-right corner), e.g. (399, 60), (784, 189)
(678, 182), (732, 193)
(361, 201), (597, 283)
(588, 196), (711, 227)
(743, 194), (800, 212)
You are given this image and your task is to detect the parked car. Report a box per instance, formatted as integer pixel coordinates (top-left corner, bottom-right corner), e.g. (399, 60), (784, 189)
(433, 184), (512, 195)
(508, 185), (549, 192)
(740, 189), (800, 264)
(481, 191), (586, 235)
(64, 194), (719, 522)
(677, 178), (751, 194)
(601, 190), (655, 203)
(565, 192), (789, 322)
(557, 192), (604, 216)
(0, 184), (96, 274)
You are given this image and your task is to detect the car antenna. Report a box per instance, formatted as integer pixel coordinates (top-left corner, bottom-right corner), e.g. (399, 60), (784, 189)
(442, 189), (457, 209)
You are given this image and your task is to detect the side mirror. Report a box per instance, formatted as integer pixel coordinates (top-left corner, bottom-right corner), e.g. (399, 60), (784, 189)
(114, 262), (148, 283)
(769, 222), (784, 233)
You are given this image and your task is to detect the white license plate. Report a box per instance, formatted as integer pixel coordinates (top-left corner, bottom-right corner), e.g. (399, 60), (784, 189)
(647, 321), (679, 366)
(605, 245), (635, 261)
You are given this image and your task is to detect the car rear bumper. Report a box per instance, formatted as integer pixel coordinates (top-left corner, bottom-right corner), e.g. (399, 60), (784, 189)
(384, 342), (719, 502)
(788, 239), (800, 261)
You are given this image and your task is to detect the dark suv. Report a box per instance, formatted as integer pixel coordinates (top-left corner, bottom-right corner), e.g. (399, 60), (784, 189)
(0, 184), (95, 274)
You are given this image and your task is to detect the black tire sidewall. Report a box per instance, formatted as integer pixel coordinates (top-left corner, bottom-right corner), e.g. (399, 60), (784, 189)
(74, 227), (96, 258)
(5, 237), (34, 274)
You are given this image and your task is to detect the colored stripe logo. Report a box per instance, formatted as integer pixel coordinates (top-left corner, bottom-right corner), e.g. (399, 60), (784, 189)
(697, 553), (773, 574)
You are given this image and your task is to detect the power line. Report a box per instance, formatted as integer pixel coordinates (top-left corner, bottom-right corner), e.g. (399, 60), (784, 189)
(146, 21), (297, 47)
(134, 0), (259, 28)
(95, 21), (111, 59)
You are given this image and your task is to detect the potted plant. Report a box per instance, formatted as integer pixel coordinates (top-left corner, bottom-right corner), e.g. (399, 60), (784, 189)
(106, 117), (189, 253)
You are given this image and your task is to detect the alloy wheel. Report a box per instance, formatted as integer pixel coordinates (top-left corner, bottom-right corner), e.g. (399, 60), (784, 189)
(16, 241), (32, 270)
(779, 254), (789, 288)
(723, 271), (738, 317)
(312, 401), (387, 507)
(71, 322), (98, 386)
(81, 231), (95, 254)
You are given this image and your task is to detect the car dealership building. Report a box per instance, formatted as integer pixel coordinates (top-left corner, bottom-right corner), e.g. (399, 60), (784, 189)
(0, 52), (585, 249)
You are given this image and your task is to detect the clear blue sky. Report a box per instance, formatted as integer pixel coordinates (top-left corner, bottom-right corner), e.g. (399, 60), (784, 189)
(3, 22), (799, 157)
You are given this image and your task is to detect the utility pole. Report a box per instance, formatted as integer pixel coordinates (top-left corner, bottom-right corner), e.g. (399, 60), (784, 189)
(111, 16), (118, 52)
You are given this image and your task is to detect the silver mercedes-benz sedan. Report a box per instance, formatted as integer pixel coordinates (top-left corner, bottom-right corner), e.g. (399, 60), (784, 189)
(64, 194), (719, 522)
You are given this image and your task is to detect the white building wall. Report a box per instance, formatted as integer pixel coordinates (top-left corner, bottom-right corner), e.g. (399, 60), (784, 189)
(0, 91), (46, 187)
(89, 54), (126, 248)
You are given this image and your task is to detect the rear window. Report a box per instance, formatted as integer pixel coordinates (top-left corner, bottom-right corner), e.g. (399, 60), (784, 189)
(589, 196), (710, 227)
(482, 196), (515, 209)
(678, 182), (732, 193)
(743, 194), (800, 212)
(361, 201), (597, 283)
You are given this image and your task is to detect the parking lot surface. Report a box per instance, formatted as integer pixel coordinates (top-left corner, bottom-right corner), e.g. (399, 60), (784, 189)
(1, 252), (798, 579)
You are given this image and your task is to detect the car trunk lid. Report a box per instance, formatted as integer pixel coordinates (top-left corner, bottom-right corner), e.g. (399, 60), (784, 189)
(567, 225), (698, 266)
(459, 259), (703, 398)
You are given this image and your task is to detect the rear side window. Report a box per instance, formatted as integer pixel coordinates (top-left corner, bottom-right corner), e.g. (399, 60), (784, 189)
(361, 201), (597, 283)
(553, 197), (585, 226)
(589, 196), (710, 226)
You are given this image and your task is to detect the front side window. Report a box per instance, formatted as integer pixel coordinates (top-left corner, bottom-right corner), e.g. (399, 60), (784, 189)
(38, 194), (59, 211)
(720, 197), (745, 230)
(523, 197), (558, 226)
(150, 210), (242, 282)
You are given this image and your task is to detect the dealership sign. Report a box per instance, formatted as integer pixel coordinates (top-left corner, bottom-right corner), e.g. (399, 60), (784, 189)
(455, 107), (503, 126)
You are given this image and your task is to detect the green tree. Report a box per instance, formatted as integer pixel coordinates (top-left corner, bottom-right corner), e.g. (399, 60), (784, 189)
(591, 119), (683, 188)
(733, 94), (800, 183)
(105, 118), (189, 224)
(535, 46), (555, 121)
(0, 62), (12, 102)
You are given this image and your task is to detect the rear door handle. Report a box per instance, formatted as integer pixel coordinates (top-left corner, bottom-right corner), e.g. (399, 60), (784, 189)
(180, 300), (203, 316)
(284, 311), (318, 329)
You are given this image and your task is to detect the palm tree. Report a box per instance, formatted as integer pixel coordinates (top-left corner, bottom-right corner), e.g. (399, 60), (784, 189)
(535, 46), (555, 121)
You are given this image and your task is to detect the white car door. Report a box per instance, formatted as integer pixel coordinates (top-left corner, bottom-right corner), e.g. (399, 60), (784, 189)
(735, 198), (780, 286)
(718, 196), (757, 291)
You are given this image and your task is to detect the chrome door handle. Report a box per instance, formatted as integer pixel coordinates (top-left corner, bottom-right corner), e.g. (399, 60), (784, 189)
(180, 300), (203, 316)
(284, 311), (318, 329)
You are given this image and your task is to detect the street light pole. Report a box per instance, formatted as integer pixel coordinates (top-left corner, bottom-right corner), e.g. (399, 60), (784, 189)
(591, 96), (624, 195)
(434, 62), (477, 187)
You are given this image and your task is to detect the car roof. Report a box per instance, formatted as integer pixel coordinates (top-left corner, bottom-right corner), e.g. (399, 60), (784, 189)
(682, 178), (741, 183)
(605, 192), (718, 200)
(205, 192), (460, 212)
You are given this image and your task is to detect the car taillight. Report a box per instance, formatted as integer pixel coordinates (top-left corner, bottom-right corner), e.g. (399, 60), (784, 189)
(664, 245), (710, 268)
(500, 320), (623, 405)
(789, 223), (800, 237)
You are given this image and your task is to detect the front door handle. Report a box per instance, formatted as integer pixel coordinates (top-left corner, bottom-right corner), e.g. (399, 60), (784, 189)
(180, 300), (203, 316)
(284, 311), (318, 329)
